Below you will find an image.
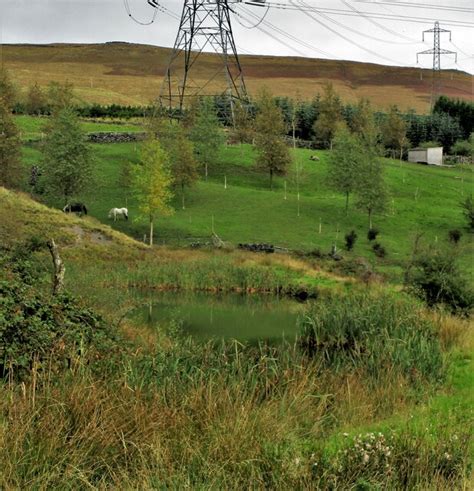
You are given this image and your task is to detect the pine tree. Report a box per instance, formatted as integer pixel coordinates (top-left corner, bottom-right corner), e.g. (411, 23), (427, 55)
(41, 108), (92, 203)
(327, 126), (363, 213)
(254, 88), (292, 190)
(0, 99), (22, 188)
(133, 139), (174, 246)
(313, 83), (345, 149)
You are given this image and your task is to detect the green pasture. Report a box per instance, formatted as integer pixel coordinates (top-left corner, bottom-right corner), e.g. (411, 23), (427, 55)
(15, 114), (142, 141)
(21, 133), (473, 281)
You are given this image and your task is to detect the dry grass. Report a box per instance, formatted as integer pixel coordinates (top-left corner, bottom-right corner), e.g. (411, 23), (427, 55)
(3, 43), (472, 112)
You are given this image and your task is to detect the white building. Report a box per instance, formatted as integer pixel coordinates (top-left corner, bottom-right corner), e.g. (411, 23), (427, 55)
(408, 147), (444, 166)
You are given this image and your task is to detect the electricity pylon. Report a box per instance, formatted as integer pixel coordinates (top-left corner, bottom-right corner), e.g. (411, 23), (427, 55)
(417, 22), (457, 110)
(150, 0), (248, 114)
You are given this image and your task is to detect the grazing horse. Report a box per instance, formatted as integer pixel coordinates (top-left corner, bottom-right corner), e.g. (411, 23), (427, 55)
(63, 202), (88, 216)
(108, 207), (129, 221)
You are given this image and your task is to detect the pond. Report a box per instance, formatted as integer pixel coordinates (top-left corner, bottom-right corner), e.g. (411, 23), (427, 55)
(134, 292), (308, 343)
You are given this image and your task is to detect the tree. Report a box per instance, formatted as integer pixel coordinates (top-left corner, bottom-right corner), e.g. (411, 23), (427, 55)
(41, 108), (93, 203)
(47, 81), (75, 112)
(231, 101), (254, 152)
(327, 126), (363, 213)
(460, 195), (474, 231)
(0, 99), (22, 188)
(154, 118), (198, 209)
(355, 149), (387, 230)
(382, 105), (408, 160)
(26, 82), (47, 115)
(188, 97), (224, 179)
(313, 83), (345, 149)
(254, 88), (292, 190)
(171, 132), (198, 209)
(133, 139), (174, 246)
(0, 69), (17, 109)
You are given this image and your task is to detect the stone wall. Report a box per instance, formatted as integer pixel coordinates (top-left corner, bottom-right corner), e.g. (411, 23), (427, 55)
(86, 132), (146, 143)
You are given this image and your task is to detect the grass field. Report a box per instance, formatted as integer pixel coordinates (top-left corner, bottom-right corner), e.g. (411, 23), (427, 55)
(3, 43), (473, 112)
(14, 114), (142, 141)
(0, 182), (472, 488)
(21, 131), (474, 282)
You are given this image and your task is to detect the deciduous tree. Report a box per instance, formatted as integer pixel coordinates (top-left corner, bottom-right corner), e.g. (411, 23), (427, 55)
(41, 108), (93, 203)
(313, 83), (345, 149)
(26, 82), (47, 115)
(188, 97), (224, 179)
(327, 126), (363, 213)
(355, 148), (387, 230)
(382, 105), (408, 160)
(0, 99), (22, 188)
(254, 88), (292, 190)
(133, 139), (174, 246)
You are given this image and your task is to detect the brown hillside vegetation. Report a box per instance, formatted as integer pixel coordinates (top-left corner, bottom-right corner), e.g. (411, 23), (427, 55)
(3, 42), (472, 113)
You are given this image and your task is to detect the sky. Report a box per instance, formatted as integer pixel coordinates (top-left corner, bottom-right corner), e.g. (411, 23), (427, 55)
(1, 0), (473, 74)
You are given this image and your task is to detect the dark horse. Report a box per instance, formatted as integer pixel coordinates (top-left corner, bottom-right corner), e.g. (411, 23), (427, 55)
(63, 202), (88, 216)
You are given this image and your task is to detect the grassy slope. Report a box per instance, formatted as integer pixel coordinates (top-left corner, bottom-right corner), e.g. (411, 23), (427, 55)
(21, 137), (474, 282)
(4, 43), (473, 112)
(0, 186), (472, 488)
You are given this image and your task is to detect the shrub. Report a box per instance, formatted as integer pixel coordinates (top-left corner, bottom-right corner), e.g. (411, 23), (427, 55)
(460, 195), (474, 231)
(367, 228), (379, 241)
(0, 247), (117, 380)
(344, 230), (358, 251)
(406, 247), (473, 315)
(448, 229), (462, 244)
(299, 292), (444, 382)
(372, 242), (386, 258)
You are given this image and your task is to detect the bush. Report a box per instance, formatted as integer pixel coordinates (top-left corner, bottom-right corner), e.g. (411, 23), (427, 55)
(367, 228), (379, 241)
(344, 230), (358, 251)
(460, 195), (474, 231)
(451, 139), (472, 157)
(0, 247), (117, 380)
(448, 229), (462, 244)
(406, 247), (473, 315)
(372, 242), (386, 258)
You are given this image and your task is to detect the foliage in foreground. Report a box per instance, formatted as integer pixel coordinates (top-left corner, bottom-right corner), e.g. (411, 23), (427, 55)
(0, 245), (116, 379)
(406, 246), (474, 316)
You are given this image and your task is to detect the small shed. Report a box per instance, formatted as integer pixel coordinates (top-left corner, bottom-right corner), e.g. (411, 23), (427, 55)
(408, 147), (443, 166)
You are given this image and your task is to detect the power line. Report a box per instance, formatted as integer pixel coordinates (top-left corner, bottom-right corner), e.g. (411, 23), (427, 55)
(296, 0), (412, 66)
(353, 1), (474, 14)
(242, 1), (474, 28)
(341, 0), (421, 43)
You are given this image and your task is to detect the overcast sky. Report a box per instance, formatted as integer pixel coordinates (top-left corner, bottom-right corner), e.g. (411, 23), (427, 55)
(1, 0), (473, 74)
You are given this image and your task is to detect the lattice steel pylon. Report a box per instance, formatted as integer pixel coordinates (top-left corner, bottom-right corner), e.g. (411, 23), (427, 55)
(417, 21), (457, 109)
(149, 0), (248, 114)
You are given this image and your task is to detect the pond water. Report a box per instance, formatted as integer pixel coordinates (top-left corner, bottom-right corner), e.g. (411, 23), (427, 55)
(134, 292), (308, 343)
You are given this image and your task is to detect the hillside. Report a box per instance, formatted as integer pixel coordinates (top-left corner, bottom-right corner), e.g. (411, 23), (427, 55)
(4, 42), (473, 112)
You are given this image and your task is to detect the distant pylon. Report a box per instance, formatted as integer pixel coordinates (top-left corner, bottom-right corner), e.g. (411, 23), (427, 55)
(417, 22), (457, 110)
(152, 0), (248, 114)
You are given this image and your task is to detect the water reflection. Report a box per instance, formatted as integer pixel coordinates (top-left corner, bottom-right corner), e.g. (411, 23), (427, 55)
(134, 292), (307, 343)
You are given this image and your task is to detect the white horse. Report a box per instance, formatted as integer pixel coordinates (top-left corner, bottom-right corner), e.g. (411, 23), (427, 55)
(108, 207), (128, 221)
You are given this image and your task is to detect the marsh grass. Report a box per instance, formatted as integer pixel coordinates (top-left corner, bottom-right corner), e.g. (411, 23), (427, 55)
(1, 292), (470, 489)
